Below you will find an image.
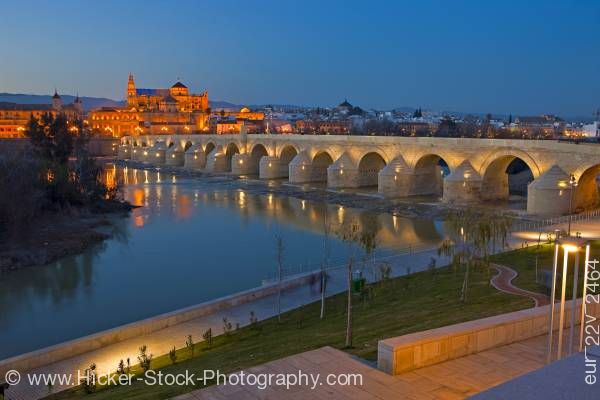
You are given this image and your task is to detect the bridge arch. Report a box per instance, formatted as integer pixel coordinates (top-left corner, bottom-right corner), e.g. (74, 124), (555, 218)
(312, 151), (334, 182)
(412, 154), (450, 197)
(250, 143), (269, 174)
(358, 152), (387, 187)
(225, 142), (240, 171)
(278, 144), (299, 162)
(204, 142), (216, 155)
(573, 163), (600, 211)
(480, 155), (535, 201)
(183, 141), (193, 151)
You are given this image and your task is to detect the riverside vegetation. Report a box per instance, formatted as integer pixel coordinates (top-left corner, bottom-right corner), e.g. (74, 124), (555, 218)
(43, 213), (589, 400)
(0, 113), (130, 270)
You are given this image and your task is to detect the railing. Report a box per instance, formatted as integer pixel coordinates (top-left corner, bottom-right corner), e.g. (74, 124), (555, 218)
(269, 241), (439, 281)
(512, 208), (600, 233)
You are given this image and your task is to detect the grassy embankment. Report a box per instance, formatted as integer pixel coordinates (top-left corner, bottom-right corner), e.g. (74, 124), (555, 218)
(47, 242), (596, 400)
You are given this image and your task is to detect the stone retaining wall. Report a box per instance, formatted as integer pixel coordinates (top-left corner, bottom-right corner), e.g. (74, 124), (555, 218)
(0, 271), (318, 376)
(378, 300), (600, 375)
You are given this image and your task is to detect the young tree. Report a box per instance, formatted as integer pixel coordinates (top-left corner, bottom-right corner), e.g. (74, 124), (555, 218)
(320, 207), (331, 319)
(438, 210), (512, 302)
(275, 234), (284, 323)
(335, 220), (377, 348)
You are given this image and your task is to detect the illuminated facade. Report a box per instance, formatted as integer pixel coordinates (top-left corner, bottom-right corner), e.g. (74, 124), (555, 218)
(90, 74), (264, 137)
(0, 91), (83, 138)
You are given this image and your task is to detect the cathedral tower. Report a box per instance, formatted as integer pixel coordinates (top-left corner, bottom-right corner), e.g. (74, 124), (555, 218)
(52, 90), (62, 110)
(127, 73), (136, 106)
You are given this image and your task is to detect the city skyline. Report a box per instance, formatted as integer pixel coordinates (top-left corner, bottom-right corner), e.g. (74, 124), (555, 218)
(1, 0), (599, 116)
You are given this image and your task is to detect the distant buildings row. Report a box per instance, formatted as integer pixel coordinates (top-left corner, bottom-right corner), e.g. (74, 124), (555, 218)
(0, 76), (598, 139)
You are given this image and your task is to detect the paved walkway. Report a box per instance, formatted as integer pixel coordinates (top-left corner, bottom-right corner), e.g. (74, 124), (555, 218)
(490, 264), (550, 307)
(175, 334), (549, 400)
(3, 248), (448, 400)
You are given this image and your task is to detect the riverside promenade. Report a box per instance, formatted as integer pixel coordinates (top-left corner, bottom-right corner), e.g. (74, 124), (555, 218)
(2, 247), (447, 400)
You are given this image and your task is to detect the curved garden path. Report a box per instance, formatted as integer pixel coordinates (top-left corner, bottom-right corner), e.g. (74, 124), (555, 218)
(490, 263), (550, 307)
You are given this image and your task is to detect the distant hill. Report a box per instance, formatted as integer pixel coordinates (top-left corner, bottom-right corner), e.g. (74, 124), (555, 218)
(0, 93), (124, 112)
(209, 100), (240, 110)
(0, 93), (244, 113)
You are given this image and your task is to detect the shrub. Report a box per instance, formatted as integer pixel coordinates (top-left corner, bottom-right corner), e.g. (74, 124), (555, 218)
(222, 318), (233, 336)
(169, 346), (177, 364)
(202, 328), (212, 348)
(80, 363), (97, 393)
(116, 359), (125, 376)
(137, 345), (153, 372)
(185, 335), (195, 358)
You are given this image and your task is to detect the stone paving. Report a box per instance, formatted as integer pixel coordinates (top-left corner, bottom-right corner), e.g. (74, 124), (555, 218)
(174, 334), (549, 400)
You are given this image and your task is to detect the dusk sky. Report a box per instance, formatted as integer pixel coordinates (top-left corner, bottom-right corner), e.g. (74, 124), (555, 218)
(1, 0), (599, 116)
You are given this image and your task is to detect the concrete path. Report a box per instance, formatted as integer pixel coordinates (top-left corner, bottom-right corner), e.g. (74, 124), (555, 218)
(490, 264), (550, 307)
(2, 248), (448, 400)
(174, 334), (550, 400)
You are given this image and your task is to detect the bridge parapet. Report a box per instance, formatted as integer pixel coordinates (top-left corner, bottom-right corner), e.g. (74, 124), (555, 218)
(119, 135), (600, 215)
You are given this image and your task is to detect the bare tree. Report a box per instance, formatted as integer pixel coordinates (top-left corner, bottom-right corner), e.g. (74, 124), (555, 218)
(275, 235), (284, 323)
(320, 207), (331, 319)
(438, 210), (512, 302)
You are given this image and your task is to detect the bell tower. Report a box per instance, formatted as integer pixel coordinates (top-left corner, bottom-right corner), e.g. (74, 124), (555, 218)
(127, 73), (136, 106)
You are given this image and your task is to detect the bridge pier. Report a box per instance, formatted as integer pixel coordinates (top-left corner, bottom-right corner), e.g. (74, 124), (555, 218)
(327, 153), (360, 188)
(206, 150), (230, 173)
(165, 147), (185, 166)
(131, 147), (145, 161)
(118, 145), (131, 159)
(442, 161), (482, 203)
(378, 157), (414, 197)
(259, 156), (288, 179)
(184, 144), (206, 169)
(231, 153), (255, 175)
(146, 142), (167, 165)
(527, 165), (572, 215)
(289, 151), (329, 183)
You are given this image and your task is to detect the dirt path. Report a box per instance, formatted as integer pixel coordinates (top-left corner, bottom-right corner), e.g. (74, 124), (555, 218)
(490, 263), (550, 307)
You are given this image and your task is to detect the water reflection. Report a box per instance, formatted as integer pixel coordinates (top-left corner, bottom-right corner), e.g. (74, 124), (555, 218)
(0, 165), (446, 359)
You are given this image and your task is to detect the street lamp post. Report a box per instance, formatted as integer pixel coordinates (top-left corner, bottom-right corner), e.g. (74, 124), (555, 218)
(567, 174), (578, 236)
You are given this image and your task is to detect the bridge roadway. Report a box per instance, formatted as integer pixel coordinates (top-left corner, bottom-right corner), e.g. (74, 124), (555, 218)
(118, 133), (600, 216)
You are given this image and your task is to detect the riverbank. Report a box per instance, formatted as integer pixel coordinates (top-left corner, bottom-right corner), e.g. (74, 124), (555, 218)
(42, 243), (559, 400)
(0, 205), (131, 272)
(117, 160), (530, 221)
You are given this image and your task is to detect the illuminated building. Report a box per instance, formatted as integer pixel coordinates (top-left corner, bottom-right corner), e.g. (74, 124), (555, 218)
(90, 74), (264, 137)
(0, 91), (83, 138)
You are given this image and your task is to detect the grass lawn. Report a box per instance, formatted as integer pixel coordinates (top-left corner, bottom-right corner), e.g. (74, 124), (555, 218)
(46, 251), (544, 400)
(491, 240), (600, 296)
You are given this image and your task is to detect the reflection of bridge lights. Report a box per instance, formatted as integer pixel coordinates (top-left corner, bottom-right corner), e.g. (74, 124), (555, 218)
(144, 170), (149, 184)
(301, 200), (306, 210)
(339, 169), (344, 175)
(239, 159), (244, 165)
(157, 172), (161, 183)
(392, 214), (398, 230)
(156, 152), (160, 157)
(143, 151), (148, 156)
(172, 176), (177, 183)
(337, 206), (344, 224)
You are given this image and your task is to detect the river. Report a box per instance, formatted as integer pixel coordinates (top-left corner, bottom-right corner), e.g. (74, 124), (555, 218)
(0, 164), (448, 359)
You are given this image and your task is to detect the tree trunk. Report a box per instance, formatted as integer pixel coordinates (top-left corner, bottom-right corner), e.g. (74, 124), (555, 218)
(320, 269), (326, 319)
(345, 257), (353, 348)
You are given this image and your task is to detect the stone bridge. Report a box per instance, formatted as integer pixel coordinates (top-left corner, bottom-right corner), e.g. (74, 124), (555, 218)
(118, 133), (600, 216)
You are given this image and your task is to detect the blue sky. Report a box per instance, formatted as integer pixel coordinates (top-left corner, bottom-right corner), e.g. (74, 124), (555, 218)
(0, 0), (598, 116)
